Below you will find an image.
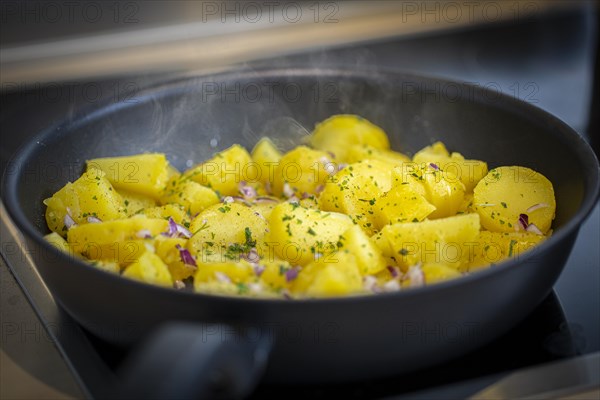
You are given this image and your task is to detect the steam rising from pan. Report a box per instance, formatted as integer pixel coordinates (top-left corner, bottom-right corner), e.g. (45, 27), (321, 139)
(257, 117), (310, 152)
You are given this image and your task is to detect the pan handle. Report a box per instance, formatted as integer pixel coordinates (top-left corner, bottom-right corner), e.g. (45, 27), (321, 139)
(118, 322), (272, 400)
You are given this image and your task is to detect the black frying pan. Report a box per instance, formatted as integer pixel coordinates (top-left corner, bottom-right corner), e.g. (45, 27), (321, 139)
(3, 68), (599, 399)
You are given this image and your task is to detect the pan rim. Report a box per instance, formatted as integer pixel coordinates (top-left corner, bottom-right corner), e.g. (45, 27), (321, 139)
(2, 66), (599, 305)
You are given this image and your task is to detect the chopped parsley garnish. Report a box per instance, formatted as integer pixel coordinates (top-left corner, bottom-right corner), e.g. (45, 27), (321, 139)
(508, 240), (518, 257)
(244, 227), (256, 248)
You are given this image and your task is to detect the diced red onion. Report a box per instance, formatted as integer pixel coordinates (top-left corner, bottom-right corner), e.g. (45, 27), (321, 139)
(254, 264), (265, 276)
(136, 229), (153, 239)
(382, 280), (401, 292)
(239, 181), (257, 199)
(248, 282), (263, 293)
(222, 196), (234, 204)
(175, 244), (197, 267)
(87, 216), (102, 223)
(243, 248), (260, 264)
(174, 280), (186, 290)
(363, 275), (378, 292)
(167, 217), (178, 235)
(387, 265), (399, 278)
(321, 158), (336, 175)
(285, 267), (299, 282)
(283, 182), (295, 199)
(167, 217), (192, 239)
(214, 271), (231, 283)
(526, 223), (544, 235)
(301, 192), (311, 199)
(175, 222), (192, 238)
(255, 196), (279, 203)
(327, 151), (336, 159)
(526, 203), (550, 213)
(337, 163), (348, 172)
(406, 265), (425, 287)
(429, 162), (439, 171)
(315, 184), (325, 194)
(518, 213), (529, 230)
(63, 213), (77, 229)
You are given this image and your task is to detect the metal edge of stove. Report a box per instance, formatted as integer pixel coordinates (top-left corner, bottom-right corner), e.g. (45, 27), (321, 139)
(1, 201), (116, 399)
(393, 352), (600, 400)
(471, 351), (600, 400)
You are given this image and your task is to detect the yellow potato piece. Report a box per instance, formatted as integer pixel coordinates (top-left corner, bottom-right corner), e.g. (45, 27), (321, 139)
(161, 177), (220, 215)
(265, 202), (353, 266)
(67, 216), (168, 265)
(44, 232), (73, 253)
(154, 236), (196, 281)
(259, 258), (294, 291)
(422, 263), (462, 284)
(339, 225), (387, 275)
(310, 114), (390, 162)
(140, 204), (189, 226)
(46, 232), (119, 272)
(251, 137), (282, 186)
(87, 153), (170, 199)
(194, 260), (253, 285)
(402, 263), (461, 287)
(44, 168), (124, 237)
(252, 199), (279, 219)
(392, 163), (465, 219)
(123, 251), (173, 287)
(375, 183), (436, 228)
(345, 145), (410, 166)
(468, 230), (547, 271)
(457, 193), (474, 215)
(413, 142), (488, 192)
(378, 213), (480, 271)
(118, 189), (157, 216)
(89, 260), (120, 274)
(292, 251), (362, 297)
(184, 145), (255, 196)
(473, 166), (555, 233)
(272, 145), (333, 197)
(319, 160), (392, 234)
(187, 202), (269, 261)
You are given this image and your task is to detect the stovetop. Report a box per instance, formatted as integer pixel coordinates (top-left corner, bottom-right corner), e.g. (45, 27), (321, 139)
(1, 8), (599, 399)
